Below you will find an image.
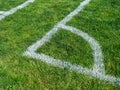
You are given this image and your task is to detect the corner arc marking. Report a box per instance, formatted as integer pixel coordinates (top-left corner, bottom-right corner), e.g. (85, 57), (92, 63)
(24, 0), (120, 86)
(25, 0), (105, 74)
(1, 0), (119, 86)
(60, 24), (105, 74)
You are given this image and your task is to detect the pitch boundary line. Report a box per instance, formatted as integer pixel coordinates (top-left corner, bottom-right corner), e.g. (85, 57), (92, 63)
(24, 0), (120, 86)
(0, 0), (35, 20)
(0, 0), (119, 86)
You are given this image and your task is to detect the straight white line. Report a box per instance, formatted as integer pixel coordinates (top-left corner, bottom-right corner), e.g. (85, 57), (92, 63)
(22, 0), (119, 86)
(27, 25), (60, 52)
(0, 11), (5, 14)
(25, 51), (120, 86)
(26, 0), (92, 52)
(2, 0), (119, 87)
(59, 0), (91, 25)
(25, 0), (105, 74)
(0, 0), (35, 20)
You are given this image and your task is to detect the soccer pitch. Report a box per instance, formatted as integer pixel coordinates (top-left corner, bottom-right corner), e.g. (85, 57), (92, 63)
(0, 0), (120, 89)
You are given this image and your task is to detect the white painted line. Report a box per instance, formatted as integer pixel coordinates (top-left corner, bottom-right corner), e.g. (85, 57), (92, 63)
(25, 52), (120, 86)
(24, 0), (120, 86)
(59, 0), (91, 25)
(0, 0), (35, 20)
(0, 11), (5, 14)
(60, 25), (105, 74)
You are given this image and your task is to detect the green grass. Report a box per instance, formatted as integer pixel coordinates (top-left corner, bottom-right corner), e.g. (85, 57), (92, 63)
(0, 0), (26, 11)
(67, 0), (120, 78)
(37, 29), (93, 69)
(0, 0), (120, 89)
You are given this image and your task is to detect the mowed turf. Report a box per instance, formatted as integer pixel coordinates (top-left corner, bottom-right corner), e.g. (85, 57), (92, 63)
(0, 0), (26, 11)
(0, 0), (120, 89)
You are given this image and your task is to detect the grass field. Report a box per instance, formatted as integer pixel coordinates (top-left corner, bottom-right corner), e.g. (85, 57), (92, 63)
(0, 0), (26, 10)
(0, 0), (120, 89)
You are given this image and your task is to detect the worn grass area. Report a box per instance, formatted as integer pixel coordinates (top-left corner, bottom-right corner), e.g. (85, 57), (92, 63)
(0, 0), (120, 89)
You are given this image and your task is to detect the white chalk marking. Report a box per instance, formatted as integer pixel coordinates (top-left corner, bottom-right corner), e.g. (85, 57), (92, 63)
(0, 0), (118, 86)
(0, 0), (35, 20)
(0, 11), (5, 14)
(24, 0), (120, 86)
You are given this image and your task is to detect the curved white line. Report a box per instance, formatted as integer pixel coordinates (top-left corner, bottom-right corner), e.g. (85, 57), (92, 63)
(25, 0), (105, 74)
(24, 0), (120, 86)
(1, 0), (119, 86)
(60, 25), (105, 74)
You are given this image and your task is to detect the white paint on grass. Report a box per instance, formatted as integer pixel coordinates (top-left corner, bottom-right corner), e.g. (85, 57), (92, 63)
(0, 11), (5, 14)
(0, 0), (35, 20)
(0, 0), (119, 86)
(24, 0), (120, 86)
